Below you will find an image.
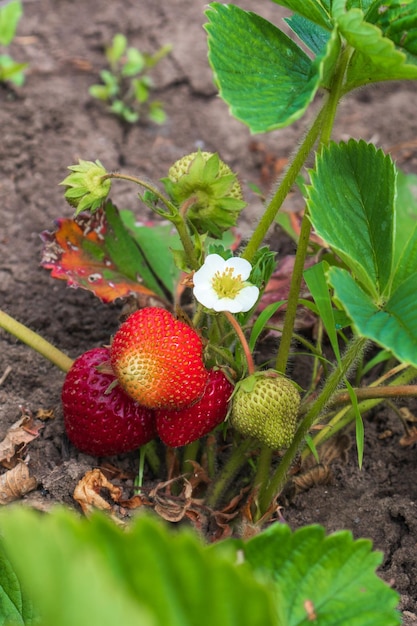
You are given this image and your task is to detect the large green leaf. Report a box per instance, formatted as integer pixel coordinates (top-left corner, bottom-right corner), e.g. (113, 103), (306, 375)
(244, 523), (400, 626)
(307, 139), (396, 301)
(329, 266), (417, 367)
(0, 508), (278, 626)
(205, 3), (322, 133)
(332, 0), (417, 89)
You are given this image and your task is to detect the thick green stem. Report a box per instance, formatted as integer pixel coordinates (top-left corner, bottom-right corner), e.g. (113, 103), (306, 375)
(241, 103), (326, 264)
(258, 335), (367, 515)
(170, 214), (200, 270)
(0, 309), (73, 373)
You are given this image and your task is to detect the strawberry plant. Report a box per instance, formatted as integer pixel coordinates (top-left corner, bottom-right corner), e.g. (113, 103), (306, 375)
(0, 0), (27, 86)
(1, 0), (417, 621)
(89, 33), (171, 124)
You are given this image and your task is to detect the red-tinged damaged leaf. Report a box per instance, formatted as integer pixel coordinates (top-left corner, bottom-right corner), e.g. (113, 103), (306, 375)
(40, 205), (167, 304)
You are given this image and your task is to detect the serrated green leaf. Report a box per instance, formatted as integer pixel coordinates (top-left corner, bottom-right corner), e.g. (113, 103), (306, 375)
(307, 139), (396, 301)
(285, 13), (331, 54)
(0, 0), (22, 46)
(0, 508), (279, 626)
(333, 0), (417, 90)
(205, 3), (321, 133)
(369, 0), (417, 59)
(244, 523), (401, 626)
(270, 0), (332, 29)
(329, 266), (417, 367)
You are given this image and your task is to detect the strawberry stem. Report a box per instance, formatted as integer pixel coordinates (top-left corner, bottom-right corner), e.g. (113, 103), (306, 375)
(103, 172), (200, 270)
(0, 309), (73, 373)
(223, 311), (255, 376)
(206, 437), (254, 509)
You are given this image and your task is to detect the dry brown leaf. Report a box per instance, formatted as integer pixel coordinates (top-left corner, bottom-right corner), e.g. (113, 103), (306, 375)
(399, 407), (417, 423)
(0, 409), (44, 464)
(150, 476), (194, 522)
(0, 460), (37, 504)
(35, 408), (55, 421)
(399, 426), (417, 447)
(73, 468), (122, 515)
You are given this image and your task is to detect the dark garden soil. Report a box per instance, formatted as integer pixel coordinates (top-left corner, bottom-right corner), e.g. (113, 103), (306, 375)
(1, 0), (417, 620)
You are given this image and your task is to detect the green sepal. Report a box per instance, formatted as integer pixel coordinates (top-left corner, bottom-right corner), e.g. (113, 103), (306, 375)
(60, 159), (111, 214)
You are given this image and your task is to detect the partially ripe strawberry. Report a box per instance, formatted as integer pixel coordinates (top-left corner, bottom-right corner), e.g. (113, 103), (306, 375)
(110, 307), (208, 410)
(230, 371), (300, 449)
(62, 347), (156, 456)
(155, 369), (234, 447)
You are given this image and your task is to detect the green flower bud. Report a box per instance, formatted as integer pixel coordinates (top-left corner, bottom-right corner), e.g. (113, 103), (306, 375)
(161, 150), (246, 238)
(60, 159), (111, 214)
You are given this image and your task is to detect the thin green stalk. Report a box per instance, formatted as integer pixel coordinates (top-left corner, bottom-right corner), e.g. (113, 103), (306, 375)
(104, 172), (200, 270)
(206, 438), (254, 509)
(0, 309), (73, 373)
(275, 212), (312, 372)
(241, 103), (327, 264)
(258, 335), (368, 515)
(253, 446), (272, 511)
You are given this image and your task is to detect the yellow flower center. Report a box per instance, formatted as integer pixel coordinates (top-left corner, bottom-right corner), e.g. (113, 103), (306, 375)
(211, 267), (244, 299)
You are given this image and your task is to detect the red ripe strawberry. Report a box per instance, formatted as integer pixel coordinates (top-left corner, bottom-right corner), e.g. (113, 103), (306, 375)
(155, 369), (234, 447)
(62, 347), (156, 456)
(110, 307), (208, 410)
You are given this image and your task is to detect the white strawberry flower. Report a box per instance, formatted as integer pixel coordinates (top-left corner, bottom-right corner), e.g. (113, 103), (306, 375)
(193, 253), (259, 313)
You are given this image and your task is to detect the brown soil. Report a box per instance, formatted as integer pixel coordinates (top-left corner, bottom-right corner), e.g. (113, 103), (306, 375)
(1, 0), (417, 621)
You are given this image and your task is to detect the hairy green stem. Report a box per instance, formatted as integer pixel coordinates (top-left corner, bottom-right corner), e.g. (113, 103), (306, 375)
(206, 438), (254, 509)
(258, 335), (368, 515)
(0, 309), (73, 373)
(241, 103), (326, 264)
(275, 212), (312, 373)
(104, 172), (200, 270)
(305, 365), (417, 455)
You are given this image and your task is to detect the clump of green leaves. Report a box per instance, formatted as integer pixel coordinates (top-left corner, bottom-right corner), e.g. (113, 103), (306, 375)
(0, 0), (27, 86)
(89, 33), (172, 124)
(0, 507), (401, 626)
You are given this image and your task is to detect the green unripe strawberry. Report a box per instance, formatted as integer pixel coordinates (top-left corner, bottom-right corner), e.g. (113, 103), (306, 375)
(230, 371), (300, 449)
(161, 150), (246, 238)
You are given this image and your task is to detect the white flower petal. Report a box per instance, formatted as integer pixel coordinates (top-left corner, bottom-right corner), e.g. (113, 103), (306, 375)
(225, 256), (252, 280)
(236, 285), (260, 312)
(193, 254), (224, 286)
